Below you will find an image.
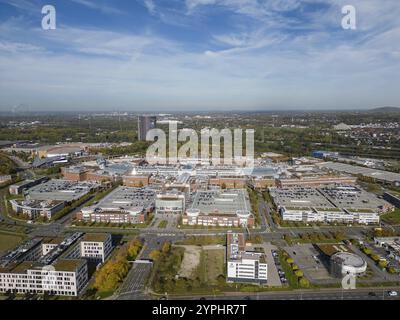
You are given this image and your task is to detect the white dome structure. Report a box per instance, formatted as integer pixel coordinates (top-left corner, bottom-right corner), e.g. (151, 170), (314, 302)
(186, 209), (200, 217)
(330, 252), (367, 277)
(236, 210), (251, 218)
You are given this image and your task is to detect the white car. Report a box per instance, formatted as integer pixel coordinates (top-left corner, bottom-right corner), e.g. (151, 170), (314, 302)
(388, 291), (398, 297)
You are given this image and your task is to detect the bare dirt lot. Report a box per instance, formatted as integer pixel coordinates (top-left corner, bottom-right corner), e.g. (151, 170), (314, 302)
(176, 245), (202, 278)
(176, 245), (225, 284)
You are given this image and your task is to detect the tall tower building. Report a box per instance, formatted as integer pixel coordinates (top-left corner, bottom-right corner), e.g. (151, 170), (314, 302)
(137, 115), (157, 141)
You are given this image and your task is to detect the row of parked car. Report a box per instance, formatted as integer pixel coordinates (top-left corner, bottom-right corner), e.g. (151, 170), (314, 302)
(271, 249), (288, 284)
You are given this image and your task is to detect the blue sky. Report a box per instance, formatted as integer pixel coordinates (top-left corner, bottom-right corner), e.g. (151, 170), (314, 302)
(0, 0), (399, 112)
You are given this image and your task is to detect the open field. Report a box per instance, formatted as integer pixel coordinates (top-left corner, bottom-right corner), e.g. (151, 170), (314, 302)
(201, 247), (225, 285)
(176, 245), (225, 285)
(176, 245), (201, 278)
(381, 209), (400, 225)
(0, 232), (24, 255)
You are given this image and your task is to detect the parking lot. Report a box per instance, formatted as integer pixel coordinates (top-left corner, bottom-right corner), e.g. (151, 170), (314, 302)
(368, 241), (400, 273)
(284, 244), (334, 282)
(261, 243), (282, 287)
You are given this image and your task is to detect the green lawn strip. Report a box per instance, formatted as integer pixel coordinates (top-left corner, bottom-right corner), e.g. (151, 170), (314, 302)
(381, 208), (400, 225)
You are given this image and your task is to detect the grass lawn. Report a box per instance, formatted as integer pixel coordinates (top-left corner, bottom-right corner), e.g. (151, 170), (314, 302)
(0, 232), (24, 254)
(179, 224), (244, 230)
(381, 209), (400, 225)
(176, 235), (226, 246)
(158, 220), (168, 229)
(202, 249), (225, 285)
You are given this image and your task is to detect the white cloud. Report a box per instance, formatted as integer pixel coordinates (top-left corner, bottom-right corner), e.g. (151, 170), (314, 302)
(70, 0), (124, 15)
(0, 40), (44, 53)
(0, 0), (400, 110)
(143, 0), (156, 14)
(0, 0), (38, 12)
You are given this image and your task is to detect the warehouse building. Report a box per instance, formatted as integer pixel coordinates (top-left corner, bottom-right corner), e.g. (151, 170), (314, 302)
(318, 162), (400, 187)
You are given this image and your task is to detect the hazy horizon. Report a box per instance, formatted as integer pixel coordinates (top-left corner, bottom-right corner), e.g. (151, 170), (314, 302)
(1, 0), (400, 112)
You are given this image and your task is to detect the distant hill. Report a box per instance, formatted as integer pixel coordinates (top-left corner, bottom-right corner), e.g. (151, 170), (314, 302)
(368, 106), (400, 113)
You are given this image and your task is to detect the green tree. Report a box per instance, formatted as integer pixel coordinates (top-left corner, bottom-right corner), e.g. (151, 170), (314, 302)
(371, 254), (381, 262)
(161, 242), (171, 254)
(378, 260), (388, 269)
(149, 250), (161, 261)
(363, 248), (372, 255)
(299, 277), (310, 288)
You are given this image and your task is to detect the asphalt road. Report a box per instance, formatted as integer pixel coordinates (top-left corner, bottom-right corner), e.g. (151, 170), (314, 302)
(2, 176), (400, 300)
(169, 287), (400, 301)
(117, 262), (153, 300)
(116, 233), (185, 300)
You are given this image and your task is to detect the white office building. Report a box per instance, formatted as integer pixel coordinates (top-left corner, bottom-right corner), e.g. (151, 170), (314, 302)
(226, 233), (267, 284)
(80, 233), (113, 263)
(0, 259), (88, 296)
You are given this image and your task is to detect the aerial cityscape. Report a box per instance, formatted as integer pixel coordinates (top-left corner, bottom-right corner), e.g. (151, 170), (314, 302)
(0, 0), (400, 309)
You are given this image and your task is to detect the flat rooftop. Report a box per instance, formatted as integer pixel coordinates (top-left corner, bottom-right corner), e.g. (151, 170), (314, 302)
(11, 199), (64, 209)
(319, 185), (390, 213)
(269, 187), (334, 210)
(27, 179), (98, 202)
(42, 237), (64, 245)
(189, 189), (251, 215)
(270, 185), (390, 213)
(0, 261), (38, 274)
(319, 162), (400, 183)
(86, 186), (155, 213)
(53, 259), (86, 272)
(227, 233), (265, 262)
(82, 233), (110, 242)
(227, 233), (245, 261)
